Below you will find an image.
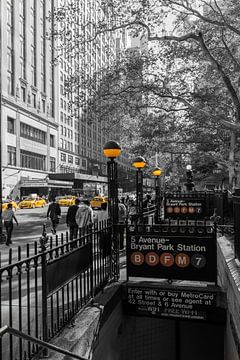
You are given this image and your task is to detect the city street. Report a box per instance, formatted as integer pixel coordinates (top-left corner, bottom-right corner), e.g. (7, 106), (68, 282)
(0, 206), (69, 265)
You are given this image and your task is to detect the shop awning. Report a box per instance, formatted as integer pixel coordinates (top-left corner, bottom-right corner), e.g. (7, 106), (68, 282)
(20, 179), (74, 189)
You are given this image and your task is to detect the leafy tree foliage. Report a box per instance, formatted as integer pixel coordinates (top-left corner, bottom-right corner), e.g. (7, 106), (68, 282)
(53, 0), (240, 189)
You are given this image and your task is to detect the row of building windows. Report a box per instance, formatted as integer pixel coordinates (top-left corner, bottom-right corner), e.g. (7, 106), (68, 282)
(20, 122), (46, 144)
(60, 125), (73, 139)
(60, 153), (87, 168)
(7, 117), (55, 147)
(8, 145), (56, 172)
(7, 146), (51, 172)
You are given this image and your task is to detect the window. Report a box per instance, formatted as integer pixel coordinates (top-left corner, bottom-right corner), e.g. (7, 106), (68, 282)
(61, 153), (66, 162)
(32, 93), (36, 108)
(20, 149), (46, 170)
(68, 155), (73, 164)
(82, 159), (87, 169)
(50, 134), (55, 147)
(7, 116), (15, 134)
(7, 146), (16, 166)
(42, 99), (46, 113)
(20, 122), (46, 144)
(75, 157), (80, 165)
(21, 86), (26, 102)
(50, 157), (56, 172)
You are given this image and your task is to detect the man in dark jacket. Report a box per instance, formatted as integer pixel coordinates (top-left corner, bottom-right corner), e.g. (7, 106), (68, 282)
(47, 198), (61, 234)
(66, 198), (80, 240)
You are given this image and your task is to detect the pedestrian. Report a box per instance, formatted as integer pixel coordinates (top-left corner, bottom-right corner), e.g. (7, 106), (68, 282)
(75, 199), (94, 231)
(129, 199), (137, 224)
(118, 200), (127, 250)
(2, 203), (18, 246)
(94, 202), (109, 224)
(47, 198), (61, 234)
(66, 198), (81, 240)
(96, 202), (111, 258)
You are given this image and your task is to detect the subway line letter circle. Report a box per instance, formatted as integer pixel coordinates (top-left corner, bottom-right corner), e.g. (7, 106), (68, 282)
(131, 252), (144, 265)
(160, 252), (174, 267)
(175, 253), (190, 268)
(145, 252), (159, 266)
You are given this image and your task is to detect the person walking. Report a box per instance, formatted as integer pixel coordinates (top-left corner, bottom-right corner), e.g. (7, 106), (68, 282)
(75, 199), (94, 231)
(93, 202), (109, 224)
(2, 203), (18, 246)
(47, 198), (61, 234)
(66, 198), (80, 240)
(118, 200), (127, 250)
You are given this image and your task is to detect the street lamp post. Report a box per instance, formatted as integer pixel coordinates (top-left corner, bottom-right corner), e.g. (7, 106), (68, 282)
(152, 167), (163, 224)
(185, 164), (194, 192)
(103, 141), (121, 224)
(132, 156), (146, 223)
(103, 140), (121, 281)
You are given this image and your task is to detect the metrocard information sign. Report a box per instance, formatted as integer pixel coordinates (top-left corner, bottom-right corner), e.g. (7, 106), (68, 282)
(126, 226), (217, 283)
(123, 285), (226, 323)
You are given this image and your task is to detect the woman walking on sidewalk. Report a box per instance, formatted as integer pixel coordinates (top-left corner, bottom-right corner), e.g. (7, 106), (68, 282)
(2, 203), (18, 246)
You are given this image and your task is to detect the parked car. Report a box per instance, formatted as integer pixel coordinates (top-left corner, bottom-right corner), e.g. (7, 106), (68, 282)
(2, 200), (18, 211)
(90, 196), (108, 209)
(56, 195), (77, 207)
(18, 197), (47, 209)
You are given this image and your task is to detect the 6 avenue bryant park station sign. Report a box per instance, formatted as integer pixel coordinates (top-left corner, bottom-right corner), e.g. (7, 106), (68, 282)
(123, 285), (226, 323)
(126, 230), (217, 282)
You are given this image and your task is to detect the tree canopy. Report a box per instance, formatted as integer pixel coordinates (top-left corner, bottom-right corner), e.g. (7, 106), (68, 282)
(53, 0), (240, 189)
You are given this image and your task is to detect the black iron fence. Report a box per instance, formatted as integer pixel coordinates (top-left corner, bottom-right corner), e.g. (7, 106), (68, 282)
(233, 189), (240, 260)
(0, 220), (114, 360)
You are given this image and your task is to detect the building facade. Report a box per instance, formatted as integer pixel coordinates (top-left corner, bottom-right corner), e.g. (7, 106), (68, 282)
(54, 0), (131, 196)
(0, 0), (133, 199)
(1, 0), (59, 199)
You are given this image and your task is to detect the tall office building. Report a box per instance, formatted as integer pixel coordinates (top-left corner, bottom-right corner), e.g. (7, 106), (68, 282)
(0, 0), (133, 199)
(52, 0), (131, 196)
(0, 0), (66, 198)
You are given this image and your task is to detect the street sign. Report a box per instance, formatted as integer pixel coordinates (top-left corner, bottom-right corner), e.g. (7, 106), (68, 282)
(123, 285), (226, 323)
(126, 224), (217, 283)
(164, 192), (207, 219)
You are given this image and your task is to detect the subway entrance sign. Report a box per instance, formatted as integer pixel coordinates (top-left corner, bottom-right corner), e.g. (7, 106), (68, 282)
(164, 192), (208, 219)
(126, 222), (217, 283)
(123, 284), (226, 323)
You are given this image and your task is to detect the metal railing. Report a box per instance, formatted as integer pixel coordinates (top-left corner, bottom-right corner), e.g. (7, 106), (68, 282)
(0, 325), (87, 360)
(0, 220), (115, 360)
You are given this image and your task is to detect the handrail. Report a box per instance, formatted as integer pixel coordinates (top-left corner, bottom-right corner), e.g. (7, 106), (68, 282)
(0, 325), (88, 360)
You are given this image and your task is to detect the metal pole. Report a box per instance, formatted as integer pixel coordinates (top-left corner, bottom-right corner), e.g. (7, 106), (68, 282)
(107, 159), (118, 224)
(40, 224), (49, 357)
(107, 159), (119, 281)
(136, 169), (143, 222)
(155, 176), (160, 224)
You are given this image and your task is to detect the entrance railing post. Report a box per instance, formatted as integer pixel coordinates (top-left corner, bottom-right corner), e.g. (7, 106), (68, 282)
(40, 224), (48, 358)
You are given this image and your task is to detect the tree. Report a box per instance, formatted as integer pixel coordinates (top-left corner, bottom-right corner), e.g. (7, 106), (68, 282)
(52, 0), (240, 189)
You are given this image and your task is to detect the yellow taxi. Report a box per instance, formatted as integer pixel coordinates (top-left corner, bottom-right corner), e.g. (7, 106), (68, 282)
(2, 200), (18, 211)
(90, 196), (108, 209)
(18, 197), (47, 209)
(56, 195), (77, 207)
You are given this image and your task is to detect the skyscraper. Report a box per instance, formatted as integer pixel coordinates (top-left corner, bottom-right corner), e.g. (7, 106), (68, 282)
(0, 0), (59, 198)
